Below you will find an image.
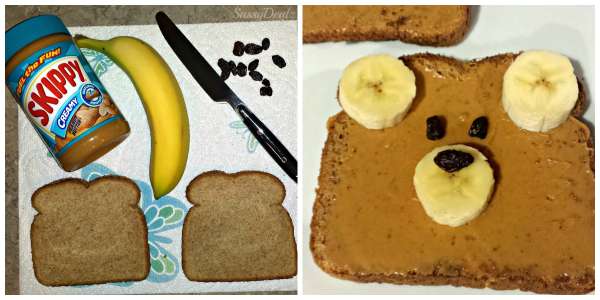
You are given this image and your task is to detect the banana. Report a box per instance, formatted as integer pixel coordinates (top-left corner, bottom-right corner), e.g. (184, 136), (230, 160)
(338, 54), (416, 129)
(75, 36), (189, 199)
(413, 145), (494, 227)
(502, 50), (578, 132)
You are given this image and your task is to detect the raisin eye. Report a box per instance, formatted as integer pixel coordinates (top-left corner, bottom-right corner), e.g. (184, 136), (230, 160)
(468, 116), (489, 139)
(426, 115), (445, 140)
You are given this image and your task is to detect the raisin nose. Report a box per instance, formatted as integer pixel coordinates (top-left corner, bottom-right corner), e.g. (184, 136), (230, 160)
(434, 150), (474, 173)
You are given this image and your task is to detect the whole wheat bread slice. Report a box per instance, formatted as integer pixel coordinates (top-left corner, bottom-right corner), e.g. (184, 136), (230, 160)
(183, 171), (297, 281)
(311, 53), (594, 294)
(303, 5), (470, 46)
(31, 176), (149, 286)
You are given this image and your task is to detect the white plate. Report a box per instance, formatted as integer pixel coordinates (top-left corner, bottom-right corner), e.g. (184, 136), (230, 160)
(302, 6), (594, 294)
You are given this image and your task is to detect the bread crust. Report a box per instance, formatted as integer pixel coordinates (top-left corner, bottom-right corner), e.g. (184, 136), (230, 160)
(183, 170), (297, 282)
(31, 175), (150, 286)
(310, 53), (594, 294)
(303, 5), (470, 46)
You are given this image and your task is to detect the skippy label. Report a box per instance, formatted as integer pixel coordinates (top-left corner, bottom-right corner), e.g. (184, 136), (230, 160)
(7, 40), (123, 157)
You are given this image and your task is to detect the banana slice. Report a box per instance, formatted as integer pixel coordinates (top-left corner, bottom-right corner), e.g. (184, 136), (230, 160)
(502, 50), (578, 132)
(339, 54), (416, 129)
(413, 145), (494, 227)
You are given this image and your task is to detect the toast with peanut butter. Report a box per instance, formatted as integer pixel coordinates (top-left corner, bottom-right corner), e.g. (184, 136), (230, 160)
(31, 176), (149, 286)
(183, 171), (297, 281)
(311, 53), (594, 294)
(303, 5), (470, 46)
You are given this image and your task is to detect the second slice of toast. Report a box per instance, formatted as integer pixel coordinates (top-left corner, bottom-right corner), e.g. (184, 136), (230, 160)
(303, 5), (470, 46)
(183, 171), (297, 281)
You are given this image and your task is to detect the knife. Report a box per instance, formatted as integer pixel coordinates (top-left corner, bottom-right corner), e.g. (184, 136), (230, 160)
(155, 11), (297, 183)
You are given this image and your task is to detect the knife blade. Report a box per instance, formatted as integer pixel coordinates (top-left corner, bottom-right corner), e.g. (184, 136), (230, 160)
(155, 11), (297, 183)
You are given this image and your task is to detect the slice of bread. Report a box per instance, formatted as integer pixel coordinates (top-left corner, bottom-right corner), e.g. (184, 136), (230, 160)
(31, 176), (149, 286)
(303, 5), (470, 46)
(311, 53), (594, 294)
(183, 171), (297, 281)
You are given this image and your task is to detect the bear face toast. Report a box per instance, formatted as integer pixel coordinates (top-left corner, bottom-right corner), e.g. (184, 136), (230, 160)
(311, 53), (594, 294)
(31, 176), (149, 286)
(183, 171), (297, 281)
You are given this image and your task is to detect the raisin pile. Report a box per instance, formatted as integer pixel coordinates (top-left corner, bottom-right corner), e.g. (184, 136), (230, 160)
(218, 37), (287, 97)
(434, 150), (474, 173)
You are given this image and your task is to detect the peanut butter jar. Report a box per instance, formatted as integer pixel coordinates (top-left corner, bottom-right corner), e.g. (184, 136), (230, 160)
(6, 15), (130, 172)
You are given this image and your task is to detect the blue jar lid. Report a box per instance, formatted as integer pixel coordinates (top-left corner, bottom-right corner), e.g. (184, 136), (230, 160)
(5, 15), (71, 64)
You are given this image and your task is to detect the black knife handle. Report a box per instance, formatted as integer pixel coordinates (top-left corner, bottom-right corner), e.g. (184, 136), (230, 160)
(237, 105), (297, 182)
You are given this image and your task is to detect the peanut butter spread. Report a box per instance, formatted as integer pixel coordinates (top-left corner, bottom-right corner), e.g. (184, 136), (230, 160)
(313, 54), (594, 288)
(303, 5), (469, 44)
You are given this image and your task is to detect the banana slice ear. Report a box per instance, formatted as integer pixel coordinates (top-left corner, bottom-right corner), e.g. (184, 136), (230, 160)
(338, 54), (417, 129)
(502, 50), (578, 132)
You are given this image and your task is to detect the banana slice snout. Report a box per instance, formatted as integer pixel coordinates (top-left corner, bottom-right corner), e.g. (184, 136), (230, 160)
(413, 145), (495, 227)
(339, 54), (416, 129)
(502, 50), (578, 132)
